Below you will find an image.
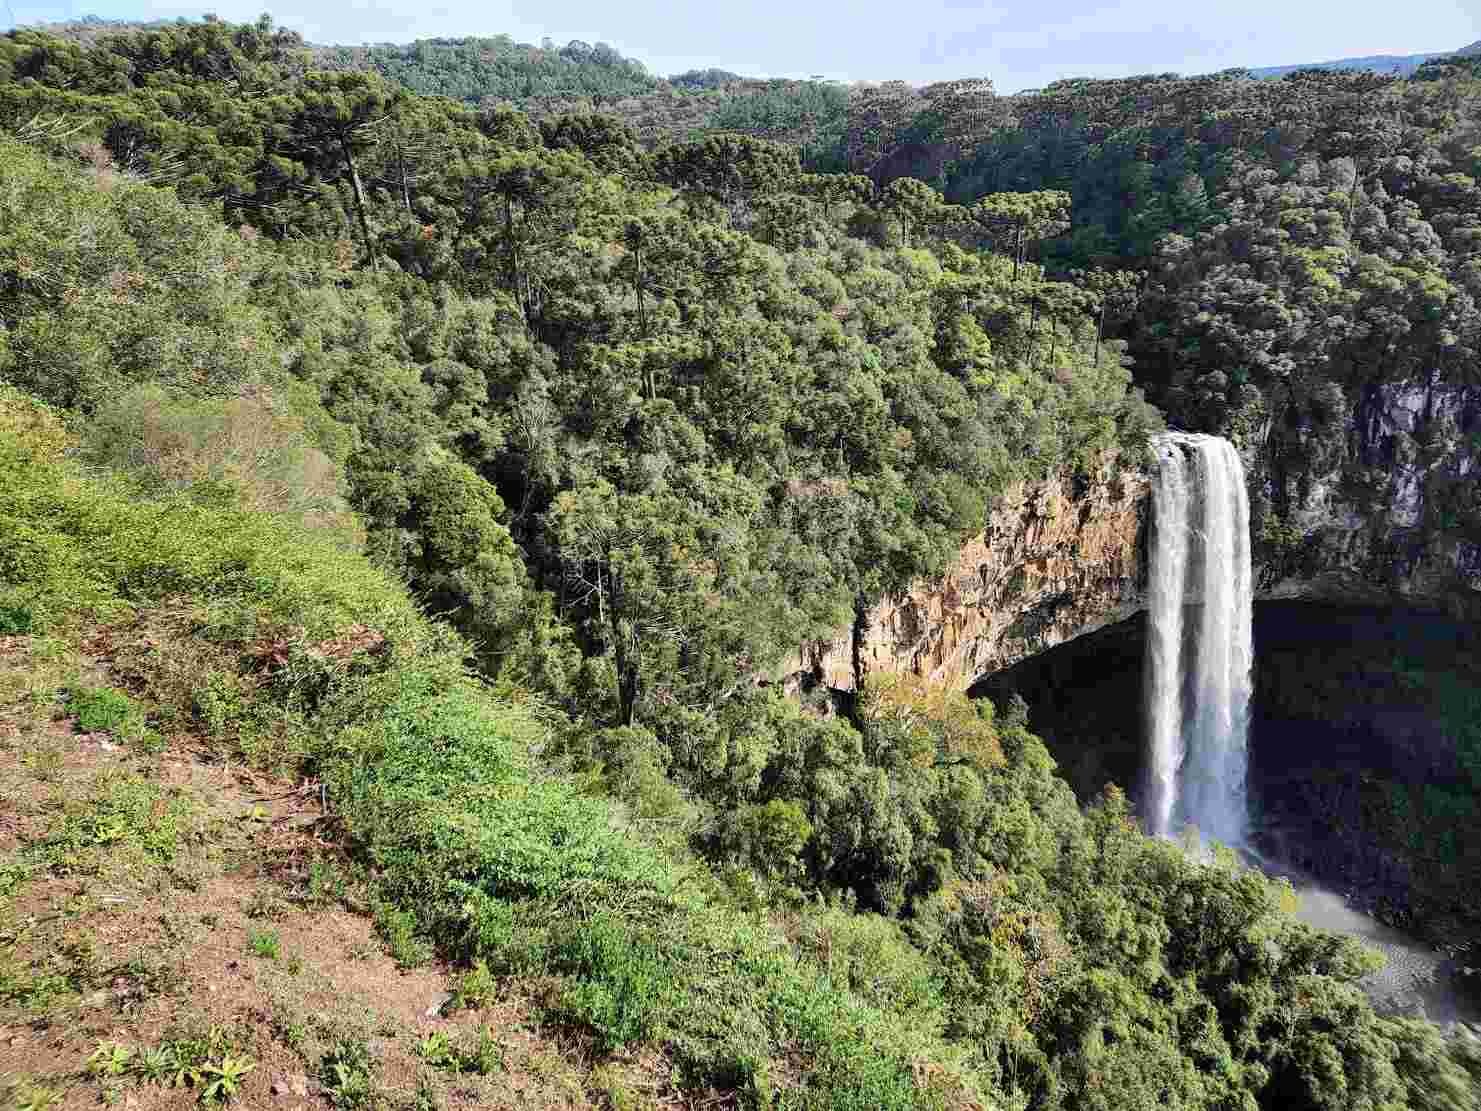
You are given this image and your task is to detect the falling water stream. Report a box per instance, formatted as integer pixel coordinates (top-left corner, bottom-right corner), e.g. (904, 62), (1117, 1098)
(1142, 433), (1476, 1022)
(1144, 433), (1254, 847)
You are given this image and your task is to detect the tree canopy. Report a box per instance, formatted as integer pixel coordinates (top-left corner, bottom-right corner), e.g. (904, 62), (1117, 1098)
(3, 18), (1480, 1109)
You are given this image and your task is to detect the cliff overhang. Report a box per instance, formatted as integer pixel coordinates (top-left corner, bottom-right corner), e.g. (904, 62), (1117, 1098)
(789, 456), (1150, 693)
(791, 403), (1481, 695)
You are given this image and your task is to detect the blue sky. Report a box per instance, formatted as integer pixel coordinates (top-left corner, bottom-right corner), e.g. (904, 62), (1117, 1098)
(3, 0), (1476, 91)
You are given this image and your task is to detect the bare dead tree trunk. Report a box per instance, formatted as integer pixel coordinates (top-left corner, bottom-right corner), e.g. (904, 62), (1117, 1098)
(505, 195), (525, 319)
(396, 140), (412, 215)
(608, 568), (640, 726)
(341, 137), (377, 271)
(634, 241), (649, 349)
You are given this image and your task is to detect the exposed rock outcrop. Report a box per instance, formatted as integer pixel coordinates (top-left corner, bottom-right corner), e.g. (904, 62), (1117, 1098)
(790, 376), (1481, 696)
(789, 457), (1148, 692)
(1255, 378), (1481, 616)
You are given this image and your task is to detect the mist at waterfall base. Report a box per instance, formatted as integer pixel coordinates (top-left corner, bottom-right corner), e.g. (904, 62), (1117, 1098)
(1139, 432), (1478, 1024)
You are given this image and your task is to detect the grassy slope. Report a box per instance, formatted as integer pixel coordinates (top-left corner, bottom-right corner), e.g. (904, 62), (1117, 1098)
(0, 388), (986, 1110)
(0, 642), (561, 1111)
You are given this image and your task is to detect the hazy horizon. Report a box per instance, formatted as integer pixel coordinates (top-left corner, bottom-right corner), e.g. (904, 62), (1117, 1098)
(2, 0), (1476, 92)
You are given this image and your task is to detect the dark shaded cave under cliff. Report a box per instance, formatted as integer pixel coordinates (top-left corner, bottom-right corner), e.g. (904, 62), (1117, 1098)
(971, 601), (1481, 937)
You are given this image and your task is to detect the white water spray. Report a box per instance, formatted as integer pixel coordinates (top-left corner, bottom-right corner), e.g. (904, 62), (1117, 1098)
(1144, 433), (1253, 847)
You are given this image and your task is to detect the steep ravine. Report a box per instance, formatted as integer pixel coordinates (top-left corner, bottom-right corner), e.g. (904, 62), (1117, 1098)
(790, 379), (1481, 698)
(786, 381), (1481, 1007)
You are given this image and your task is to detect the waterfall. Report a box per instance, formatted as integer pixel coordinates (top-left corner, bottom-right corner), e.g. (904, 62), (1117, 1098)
(1144, 433), (1254, 847)
(1145, 440), (1189, 841)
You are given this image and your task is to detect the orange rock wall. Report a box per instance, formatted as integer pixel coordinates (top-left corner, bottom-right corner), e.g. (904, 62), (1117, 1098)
(790, 458), (1149, 692)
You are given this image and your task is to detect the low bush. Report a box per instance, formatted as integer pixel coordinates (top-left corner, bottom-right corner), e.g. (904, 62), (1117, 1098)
(248, 928), (282, 961)
(453, 960), (497, 1010)
(0, 599), (33, 635)
(66, 684), (141, 735)
(319, 1038), (378, 1109)
(415, 1027), (502, 1075)
(372, 900), (433, 968)
(552, 915), (672, 1051)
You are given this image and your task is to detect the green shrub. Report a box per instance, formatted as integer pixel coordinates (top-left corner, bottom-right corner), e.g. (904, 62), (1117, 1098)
(414, 1031), (457, 1069)
(0, 960), (71, 1013)
(66, 685), (140, 735)
(553, 916), (672, 1051)
(0, 598), (34, 635)
(247, 928), (282, 961)
(454, 959), (497, 1010)
(4, 1077), (62, 1111)
(451, 894), (515, 965)
(789, 907), (941, 1017)
(199, 1053), (256, 1103)
(193, 671), (250, 741)
(87, 1041), (134, 1076)
(319, 1039), (377, 1109)
(372, 901), (432, 968)
(415, 1026), (502, 1075)
(575, 724), (688, 822)
(0, 139), (285, 413)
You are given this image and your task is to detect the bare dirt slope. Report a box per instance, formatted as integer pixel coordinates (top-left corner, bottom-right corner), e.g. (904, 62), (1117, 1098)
(0, 628), (670, 1111)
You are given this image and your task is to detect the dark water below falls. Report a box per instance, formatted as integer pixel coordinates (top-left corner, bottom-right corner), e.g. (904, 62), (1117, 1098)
(975, 600), (1481, 1027)
(1244, 849), (1481, 1026)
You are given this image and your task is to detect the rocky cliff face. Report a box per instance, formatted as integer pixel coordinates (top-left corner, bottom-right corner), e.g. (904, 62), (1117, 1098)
(789, 457), (1149, 693)
(1255, 378), (1481, 618)
(792, 378), (1481, 696)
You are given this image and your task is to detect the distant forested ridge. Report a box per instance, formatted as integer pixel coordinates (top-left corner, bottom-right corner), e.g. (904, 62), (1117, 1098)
(310, 34), (660, 104)
(1247, 39), (1479, 80)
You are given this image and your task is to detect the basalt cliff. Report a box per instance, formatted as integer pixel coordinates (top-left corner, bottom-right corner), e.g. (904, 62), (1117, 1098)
(1256, 378), (1481, 614)
(789, 458), (1149, 692)
(791, 379), (1481, 695)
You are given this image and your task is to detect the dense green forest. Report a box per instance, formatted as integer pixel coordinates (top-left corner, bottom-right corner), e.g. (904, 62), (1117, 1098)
(312, 35), (660, 106)
(3, 15), (1481, 1110)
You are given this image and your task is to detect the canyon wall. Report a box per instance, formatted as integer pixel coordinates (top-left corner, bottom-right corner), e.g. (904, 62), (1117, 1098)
(792, 378), (1481, 695)
(789, 456), (1149, 692)
(1254, 378), (1481, 617)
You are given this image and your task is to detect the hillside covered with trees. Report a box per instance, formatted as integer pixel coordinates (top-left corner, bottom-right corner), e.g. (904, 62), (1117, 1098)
(3, 14), (1481, 1111)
